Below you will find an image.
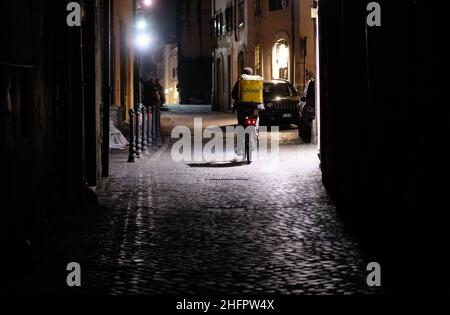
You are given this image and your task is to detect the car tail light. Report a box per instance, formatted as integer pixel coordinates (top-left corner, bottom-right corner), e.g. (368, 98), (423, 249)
(244, 117), (258, 126)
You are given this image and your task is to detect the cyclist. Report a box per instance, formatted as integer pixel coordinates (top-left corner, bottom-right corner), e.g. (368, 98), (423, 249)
(231, 67), (264, 128)
(231, 67), (264, 159)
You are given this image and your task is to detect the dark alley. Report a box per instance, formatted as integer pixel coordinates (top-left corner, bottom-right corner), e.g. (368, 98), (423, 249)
(1, 0), (449, 301)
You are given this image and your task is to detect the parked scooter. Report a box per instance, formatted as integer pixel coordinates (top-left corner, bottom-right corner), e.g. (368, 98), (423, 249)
(299, 79), (316, 143)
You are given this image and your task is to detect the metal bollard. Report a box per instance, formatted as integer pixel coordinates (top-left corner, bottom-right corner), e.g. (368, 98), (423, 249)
(128, 108), (136, 163)
(135, 105), (142, 158)
(147, 106), (152, 148)
(141, 105), (148, 153)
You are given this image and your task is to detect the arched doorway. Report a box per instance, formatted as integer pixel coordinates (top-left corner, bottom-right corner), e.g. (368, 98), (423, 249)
(272, 39), (289, 80)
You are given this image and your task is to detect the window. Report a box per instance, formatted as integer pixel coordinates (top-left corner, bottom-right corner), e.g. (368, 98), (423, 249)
(214, 13), (224, 37)
(220, 12), (225, 35)
(268, 0), (288, 11)
(255, 45), (261, 72)
(238, 51), (245, 76)
(214, 14), (220, 37)
(225, 6), (233, 33)
(238, 0), (245, 28)
(255, 0), (262, 17)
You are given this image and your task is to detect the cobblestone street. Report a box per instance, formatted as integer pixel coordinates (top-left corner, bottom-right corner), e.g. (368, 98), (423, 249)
(3, 0), (443, 299)
(32, 106), (378, 295)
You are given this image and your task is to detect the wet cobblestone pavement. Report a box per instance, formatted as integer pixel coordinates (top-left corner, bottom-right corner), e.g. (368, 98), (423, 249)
(30, 106), (379, 295)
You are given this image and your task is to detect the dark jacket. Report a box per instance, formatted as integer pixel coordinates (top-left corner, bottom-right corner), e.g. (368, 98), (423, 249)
(155, 82), (166, 105)
(231, 76), (242, 102)
(142, 79), (158, 107)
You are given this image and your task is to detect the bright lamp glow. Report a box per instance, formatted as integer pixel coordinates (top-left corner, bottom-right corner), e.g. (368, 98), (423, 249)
(136, 19), (147, 30)
(135, 34), (152, 49)
(277, 44), (289, 68)
(272, 41), (289, 80)
(143, 0), (153, 6)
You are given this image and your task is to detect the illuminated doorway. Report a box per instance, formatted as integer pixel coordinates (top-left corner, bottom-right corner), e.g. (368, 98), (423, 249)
(272, 39), (289, 80)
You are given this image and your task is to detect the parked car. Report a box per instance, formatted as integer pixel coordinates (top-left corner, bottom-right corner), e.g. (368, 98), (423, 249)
(260, 80), (302, 128)
(299, 79), (316, 143)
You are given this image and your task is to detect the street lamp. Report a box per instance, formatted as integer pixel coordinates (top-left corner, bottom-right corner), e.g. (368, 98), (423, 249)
(136, 18), (148, 31)
(143, 0), (153, 7)
(133, 0), (161, 149)
(132, 0), (155, 157)
(135, 33), (152, 50)
(134, 15), (151, 102)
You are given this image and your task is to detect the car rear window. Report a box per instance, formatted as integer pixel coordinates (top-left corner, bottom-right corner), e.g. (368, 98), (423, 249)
(264, 83), (296, 98)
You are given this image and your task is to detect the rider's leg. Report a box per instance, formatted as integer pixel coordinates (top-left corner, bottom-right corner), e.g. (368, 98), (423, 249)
(235, 108), (245, 156)
(254, 108), (260, 139)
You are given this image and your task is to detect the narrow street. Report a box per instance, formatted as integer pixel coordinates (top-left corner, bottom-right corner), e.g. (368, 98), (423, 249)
(31, 106), (377, 295)
(2, 0), (446, 298)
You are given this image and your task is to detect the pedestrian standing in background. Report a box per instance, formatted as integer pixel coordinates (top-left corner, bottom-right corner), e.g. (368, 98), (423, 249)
(155, 79), (166, 107)
(142, 75), (158, 109)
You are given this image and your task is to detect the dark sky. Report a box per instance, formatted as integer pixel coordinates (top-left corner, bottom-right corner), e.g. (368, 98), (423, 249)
(152, 0), (177, 43)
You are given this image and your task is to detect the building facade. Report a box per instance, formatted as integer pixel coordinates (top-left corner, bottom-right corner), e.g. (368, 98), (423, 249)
(111, 0), (139, 126)
(111, 0), (162, 122)
(176, 0), (213, 104)
(0, 0), (114, 281)
(212, 0), (317, 112)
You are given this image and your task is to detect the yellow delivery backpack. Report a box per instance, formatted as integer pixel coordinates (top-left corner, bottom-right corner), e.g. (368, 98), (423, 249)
(238, 75), (263, 104)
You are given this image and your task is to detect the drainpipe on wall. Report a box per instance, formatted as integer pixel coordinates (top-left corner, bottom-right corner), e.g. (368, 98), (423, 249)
(291, 0), (297, 85)
(212, 0), (216, 110)
(234, 0), (239, 42)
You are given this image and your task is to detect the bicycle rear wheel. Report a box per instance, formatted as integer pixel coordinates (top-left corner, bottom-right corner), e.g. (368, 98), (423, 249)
(245, 134), (251, 164)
